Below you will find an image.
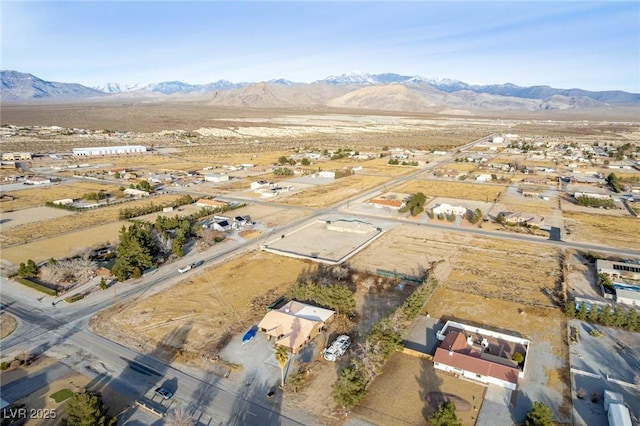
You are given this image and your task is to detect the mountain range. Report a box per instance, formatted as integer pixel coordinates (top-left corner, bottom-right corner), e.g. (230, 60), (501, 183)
(2, 70), (639, 114)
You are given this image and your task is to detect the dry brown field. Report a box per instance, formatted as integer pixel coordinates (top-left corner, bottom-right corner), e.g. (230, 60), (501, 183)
(354, 353), (486, 426)
(90, 251), (312, 360)
(1, 206), (74, 230)
(425, 287), (572, 419)
(0, 312), (18, 339)
(441, 162), (478, 172)
(391, 180), (508, 202)
(280, 175), (390, 207)
(351, 225), (562, 305)
(0, 194), (185, 247)
(0, 181), (122, 213)
(562, 211), (640, 250)
(1, 221), (126, 266)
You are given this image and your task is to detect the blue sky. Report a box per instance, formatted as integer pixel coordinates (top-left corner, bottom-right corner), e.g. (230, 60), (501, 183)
(2, 1), (639, 92)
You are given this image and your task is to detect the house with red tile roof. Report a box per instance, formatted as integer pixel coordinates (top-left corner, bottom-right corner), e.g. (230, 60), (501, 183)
(433, 321), (530, 391)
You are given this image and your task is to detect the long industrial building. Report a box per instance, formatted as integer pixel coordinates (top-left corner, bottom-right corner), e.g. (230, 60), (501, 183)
(72, 145), (147, 156)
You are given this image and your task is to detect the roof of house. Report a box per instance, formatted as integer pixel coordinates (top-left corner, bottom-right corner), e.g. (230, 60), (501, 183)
(433, 331), (519, 385)
(616, 288), (640, 300)
(368, 198), (404, 208)
(257, 301), (334, 351)
(196, 198), (227, 207)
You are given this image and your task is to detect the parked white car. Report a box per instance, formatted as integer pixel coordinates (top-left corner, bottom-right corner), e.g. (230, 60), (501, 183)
(177, 265), (192, 273)
(323, 335), (351, 361)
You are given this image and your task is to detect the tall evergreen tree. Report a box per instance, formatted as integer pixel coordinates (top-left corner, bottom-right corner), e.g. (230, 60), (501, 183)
(62, 391), (115, 426)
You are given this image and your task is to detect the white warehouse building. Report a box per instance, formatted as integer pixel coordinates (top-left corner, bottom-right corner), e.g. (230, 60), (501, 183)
(73, 145), (147, 156)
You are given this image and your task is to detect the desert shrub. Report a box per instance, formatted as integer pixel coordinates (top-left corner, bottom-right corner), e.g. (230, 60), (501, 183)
(65, 294), (85, 303)
(0, 361), (9, 370)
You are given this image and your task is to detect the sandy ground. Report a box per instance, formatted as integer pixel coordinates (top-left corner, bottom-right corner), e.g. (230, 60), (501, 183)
(1, 221), (126, 267)
(391, 180), (508, 203)
(0, 311), (18, 339)
(353, 353), (486, 426)
(90, 251), (313, 361)
(562, 210), (640, 250)
(0, 206), (74, 230)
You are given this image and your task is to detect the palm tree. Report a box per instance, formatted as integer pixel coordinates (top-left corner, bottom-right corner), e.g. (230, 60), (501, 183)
(275, 345), (289, 387)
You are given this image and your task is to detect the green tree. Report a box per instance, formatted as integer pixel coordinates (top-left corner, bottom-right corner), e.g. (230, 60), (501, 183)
(99, 277), (107, 290)
(525, 401), (553, 426)
(331, 365), (368, 411)
(18, 259), (38, 278)
(429, 400), (461, 426)
(399, 192), (427, 216)
(301, 157), (310, 166)
(512, 352), (524, 364)
(112, 223), (155, 281)
(598, 306), (613, 326)
(277, 155), (289, 165)
(625, 308), (639, 332)
(576, 302), (588, 321)
(587, 304), (599, 323)
(275, 345), (289, 387)
(564, 301), (577, 318)
(597, 273), (613, 288)
(612, 306), (626, 328)
(62, 391), (115, 426)
(606, 172), (621, 193)
(136, 180), (152, 192)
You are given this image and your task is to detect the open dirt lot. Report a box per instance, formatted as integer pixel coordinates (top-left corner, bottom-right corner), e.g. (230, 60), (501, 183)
(353, 353), (486, 426)
(280, 175), (390, 208)
(392, 180), (508, 202)
(0, 181), (122, 213)
(0, 206), (74, 230)
(0, 194), (184, 247)
(0, 312), (18, 339)
(91, 251), (313, 361)
(562, 211), (640, 250)
(1, 221), (126, 267)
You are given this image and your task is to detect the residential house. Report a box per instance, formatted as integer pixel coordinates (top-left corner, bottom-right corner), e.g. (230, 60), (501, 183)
(124, 188), (149, 198)
(501, 212), (545, 228)
(433, 321), (529, 391)
(596, 260), (640, 281)
(204, 173), (229, 183)
(24, 176), (51, 185)
(432, 204), (467, 217)
(196, 198), (227, 209)
(257, 301), (335, 353)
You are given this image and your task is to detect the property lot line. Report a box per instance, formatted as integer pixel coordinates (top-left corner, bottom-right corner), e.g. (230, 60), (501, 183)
(570, 368), (601, 379)
(606, 375), (640, 390)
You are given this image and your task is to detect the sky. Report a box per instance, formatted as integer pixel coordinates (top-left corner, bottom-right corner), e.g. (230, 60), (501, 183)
(1, 1), (639, 92)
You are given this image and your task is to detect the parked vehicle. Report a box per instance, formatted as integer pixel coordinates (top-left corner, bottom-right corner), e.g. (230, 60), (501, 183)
(242, 325), (258, 344)
(154, 387), (173, 400)
(178, 265), (192, 273)
(323, 335), (351, 361)
(190, 260), (204, 268)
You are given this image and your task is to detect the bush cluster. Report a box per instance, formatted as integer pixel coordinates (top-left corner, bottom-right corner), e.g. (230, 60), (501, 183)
(566, 301), (640, 332)
(331, 277), (437, 410)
